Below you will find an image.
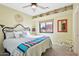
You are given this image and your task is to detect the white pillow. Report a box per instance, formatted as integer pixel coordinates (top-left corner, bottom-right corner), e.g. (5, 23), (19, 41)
(14, 31), (24, 38)
(5, 31), (15, 39)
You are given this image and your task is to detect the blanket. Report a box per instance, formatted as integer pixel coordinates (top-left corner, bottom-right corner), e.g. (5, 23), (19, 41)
(17, 36), (48, 53)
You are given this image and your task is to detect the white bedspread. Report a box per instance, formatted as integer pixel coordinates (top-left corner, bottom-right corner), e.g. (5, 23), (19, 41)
(3, 35), (52, 56)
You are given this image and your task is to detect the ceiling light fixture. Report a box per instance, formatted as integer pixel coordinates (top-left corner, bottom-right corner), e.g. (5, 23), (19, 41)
(31, 3), (37, 9)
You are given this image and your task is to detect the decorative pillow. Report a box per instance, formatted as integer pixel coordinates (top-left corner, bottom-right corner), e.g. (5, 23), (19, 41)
(23, 31), (30, 35)
(22, 31), (30, 37)
(5, 31), (15, 39)
(14, 31), (24, 38)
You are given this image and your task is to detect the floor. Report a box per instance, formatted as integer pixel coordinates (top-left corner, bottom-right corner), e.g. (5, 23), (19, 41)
(0, 45), (77, 56)
(42, 46), (77, 56)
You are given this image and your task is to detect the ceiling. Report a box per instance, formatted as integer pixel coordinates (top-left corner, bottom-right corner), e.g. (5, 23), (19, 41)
(1, 3), (72, 16)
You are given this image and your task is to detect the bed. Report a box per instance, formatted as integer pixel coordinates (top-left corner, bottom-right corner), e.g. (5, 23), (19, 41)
(2, 24), (52, 56)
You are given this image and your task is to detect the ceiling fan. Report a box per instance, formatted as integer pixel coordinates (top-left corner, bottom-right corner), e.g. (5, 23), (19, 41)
(23, 3), (49, 12)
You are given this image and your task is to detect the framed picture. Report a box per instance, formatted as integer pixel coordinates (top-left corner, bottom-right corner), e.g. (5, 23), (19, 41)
(57, 19), (67, 32)
(15, 14), (23, 23)
(39, 20), (53, 33)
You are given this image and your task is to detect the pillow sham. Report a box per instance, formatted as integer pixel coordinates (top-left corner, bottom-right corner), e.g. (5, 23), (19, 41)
(5, 31), (15, 39)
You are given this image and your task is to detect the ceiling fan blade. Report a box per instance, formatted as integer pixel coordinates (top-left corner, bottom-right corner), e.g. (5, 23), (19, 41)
(23, 5), (31, 8)
(38, 5), (49, 9)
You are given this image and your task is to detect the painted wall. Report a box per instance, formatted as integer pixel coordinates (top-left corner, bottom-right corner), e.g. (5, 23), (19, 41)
(33, 10), (73, 50)
(0, 4), (32, 52)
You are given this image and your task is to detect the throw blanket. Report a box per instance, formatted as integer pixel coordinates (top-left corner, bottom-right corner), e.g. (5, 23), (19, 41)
(17, 36), (48, 53)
